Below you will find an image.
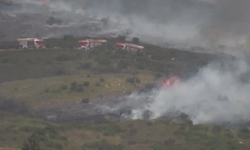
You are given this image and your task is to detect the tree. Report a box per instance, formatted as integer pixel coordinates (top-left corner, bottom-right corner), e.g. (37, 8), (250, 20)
(132, 37), (140, 44)
(21, 132), (41, 150)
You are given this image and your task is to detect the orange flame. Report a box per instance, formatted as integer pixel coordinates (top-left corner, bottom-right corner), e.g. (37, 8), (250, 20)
(162, 73), (180, 87)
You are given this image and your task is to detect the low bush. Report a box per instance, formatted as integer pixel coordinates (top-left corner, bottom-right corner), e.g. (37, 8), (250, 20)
(95, 82), (100, 86)
(212, 125), (222, 134)
(100, 77), (105, 82)
(83, 81), (90, 87)
(77, 84), (84, 92)
(57, 68), (67, 75)
(103, 123), (122, 136)
(20, 126), (33, 132)
(126, 77), (140, 84)
(81, 98), (89, 104)
(54, 142), (63, 150)
(144, 83), (156, 90)
(80, 63), (92, 69)
(223, 133), (234, 139)
(60, 84), (67, 90)
(56, 54), (72, 61)
(82, 140), (123, 150)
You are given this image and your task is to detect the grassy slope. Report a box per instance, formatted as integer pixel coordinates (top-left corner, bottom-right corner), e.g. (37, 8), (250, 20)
(0, 40), (240, 150)
(1, 111), (250, 150)
(0, 48), (158, 108)
(0, 44), (214, 109)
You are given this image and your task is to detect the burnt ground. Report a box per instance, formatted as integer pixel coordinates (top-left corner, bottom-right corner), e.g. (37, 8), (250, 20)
(33, 94), (250, 130)
(33, 95), (134, 123)
(33, 92), (161, 123)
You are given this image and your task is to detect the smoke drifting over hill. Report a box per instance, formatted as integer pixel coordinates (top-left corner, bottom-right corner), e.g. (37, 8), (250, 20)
(43, 0), (250, 49)
(97, 56), (250, 125)
(199, 0), (250, 49)
(2, 0), (250, 125)
(1, 0), (249, 50)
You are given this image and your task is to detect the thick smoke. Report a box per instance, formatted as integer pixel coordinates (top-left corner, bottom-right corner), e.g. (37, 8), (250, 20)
(3, 0), (250, 125)
(98, 55), (250, 125)
(198, 0), (250, 49)
(4, 0), (250, 50)
(39, 0), (250, 50)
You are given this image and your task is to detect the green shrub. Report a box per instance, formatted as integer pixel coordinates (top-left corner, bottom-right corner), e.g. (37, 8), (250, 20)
(56, 54), (71, 61)
(44, 125), (58, 135)
(44, 88), (50, 93)
(11, 137), (17, 141)
(127, 141), (136, 145)
(71, 81), (77, 87)
(129, 128), (138, 136)
(144, 83), (155, 90)
(80, 63), (92, 69)
(21, 132), (42, 150)
(239, 127), (250, 134)
(126, 77), (140, 84)
(146, 121), (153, 126)
(63, 35), (74, 40)
(178, 112), (189, 121)
(96, 57), (111, 65)
(54, 142), (63, 150)
(82, 140), (123, 150)
(135, 63), (145, 70)
(237, 132), (250, 140)
(2, 58), (10, 63)
(212, 125), (222, 134)
(70, 86), (78, 91)
(135, 77), (141, 83)
(34, 129), (46, 136)
(44, 141), (54, 148)
(116, 35), (126, 42)
(150, 144), (166, 150)
(49, 133), (56, 139)
(57, 68), (66, 75)
(132, 37), (140, 44)
(81, 98), (89, 104)
(60, 84), (67, 90)
(70, 81), (78, 91)
(83, 81), (90, 87)
(179, 124), (186, 131)
(163, 138), (175, 146)
(95, 82), (100, 86)
(103, 123), (122, 136)
(126, 77), (135, 83)
(59, 136), (68, 141)
(223, 133), (234, 139)
(20, 126), (33, 132)
(117, 60), (130, 69)
(46, 16), (62, 26)
(100, 77), (105, 82)
(155, 73), (163, 79)
(78, 84), (84, 92)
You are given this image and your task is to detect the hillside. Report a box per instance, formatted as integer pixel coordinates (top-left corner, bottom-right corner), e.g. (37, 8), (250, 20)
(0, 38), (245, 150)
(0, 37), (218, 108)
(1, 110), (250, 150)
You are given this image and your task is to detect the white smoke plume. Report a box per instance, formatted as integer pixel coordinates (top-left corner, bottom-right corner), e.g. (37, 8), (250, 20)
(97, 54), (250, 125)
(3, 0), (250, 51)
(37, 0), (250, 50)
